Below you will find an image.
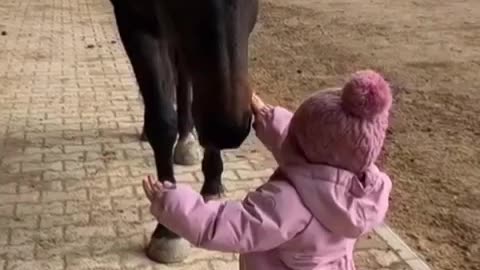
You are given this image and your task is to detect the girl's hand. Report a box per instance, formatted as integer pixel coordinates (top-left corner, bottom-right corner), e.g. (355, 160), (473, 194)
(142, 175), (175, 202)
(252, 93), (268, 115)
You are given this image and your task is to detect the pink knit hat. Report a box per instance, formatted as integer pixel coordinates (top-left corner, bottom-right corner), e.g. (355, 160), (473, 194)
(288, 70), (392, 173)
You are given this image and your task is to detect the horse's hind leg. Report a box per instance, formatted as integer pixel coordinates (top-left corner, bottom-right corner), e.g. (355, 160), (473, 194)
(173, 59), (201, 166)
(111, 3), (190, 263)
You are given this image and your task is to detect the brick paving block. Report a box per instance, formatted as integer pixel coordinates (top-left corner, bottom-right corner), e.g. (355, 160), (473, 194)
(0, 183), (18, 194)
(0, 216), (39, 230)
(175, 173), (197, 183)
(105, 160), (146, 171)
(63, 130), (100, 140)
(0, 230), (8, 246)
(65, 225), (116, 242)
(104, 166), (133, 178)
(83, 136), (122, 145)
(356, 233), (390, 250)
(2, 153), (43, 165)
(36, 240), (90, 260)
(112, 197), (149, 212)
(90, 208), (140, 225)
(183, 248), (235, 264)
(370, 249), (402, 267)
(0, 244), (35, 260)
(223, 179), (263, 193)
(19, 180), (64, 193)
(109, 175), (140, 189)
(0, 205), (14, 217)
(195, 170), (239, 182)
(10, 227), (63, 246)
(223, 160), (253, 170)
(22, 161), (63, 173)
(86, 150), (125, 163)
(44, 136), (82, 147)
(6, 257), (65, 270)
(43, 152), (84, 163)
(236, 168), (274, 179)
(40, 213), (89, 229)
(249, 159), (278, 170)
(41, 189), (88, 203)
(139, 206), (156, 223)
(63, 177), (109, 191)
(381, 263), (413, 270)
(152, 262), (211, 270)
(223, 170), (240, 180)
(123, 149), (151, 160)
(16, 201), (64, 217)
(65, 199), (112, 215)
(45, 124), (81, 133)
(129, 166), (155, 178)
(103, 142), (143, 152)
(119, 251), (156, 270)
(66, 254), (121, 270)
(211, 260), (239, 270)
(43, 169), (87, 182)
(64, 160), (106, 172)
(1, 163), (20, 174)
(354, 250), (381, 268)
(173, 164), (202, 174)
(64, 144), (101, 154)
(90, 234), (144, 256)
(89, 186), (134, 201)
(116, 221), (151, 237)
(134, 185), (151, 198)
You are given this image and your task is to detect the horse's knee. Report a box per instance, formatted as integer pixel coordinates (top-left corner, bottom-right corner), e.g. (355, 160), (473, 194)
(142, 107), (178, 179)
(143, 105), (177, 145)
(144, 120), (177, 148)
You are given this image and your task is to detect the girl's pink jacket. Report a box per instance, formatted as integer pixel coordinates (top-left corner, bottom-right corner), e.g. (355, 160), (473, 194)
(149, 106), (392, 270)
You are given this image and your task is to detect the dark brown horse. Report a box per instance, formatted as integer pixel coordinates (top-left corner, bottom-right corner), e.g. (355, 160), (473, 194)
(109, 0), (259, 263)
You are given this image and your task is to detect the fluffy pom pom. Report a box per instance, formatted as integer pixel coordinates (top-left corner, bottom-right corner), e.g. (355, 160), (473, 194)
(341, 70), (392, 119)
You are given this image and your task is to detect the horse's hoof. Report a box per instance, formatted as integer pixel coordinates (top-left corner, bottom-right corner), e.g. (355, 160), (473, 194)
(146, 237), (191, 264)
(174, 133), (201, 166)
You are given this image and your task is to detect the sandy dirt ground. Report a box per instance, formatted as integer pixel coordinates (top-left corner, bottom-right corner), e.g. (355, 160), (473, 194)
(250, 1), (480, 270)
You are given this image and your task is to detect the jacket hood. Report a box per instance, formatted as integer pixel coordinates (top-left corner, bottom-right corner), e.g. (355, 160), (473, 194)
(280, 162), (391, 239)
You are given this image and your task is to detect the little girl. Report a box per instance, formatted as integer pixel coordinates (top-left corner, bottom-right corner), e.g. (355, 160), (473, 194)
(142, 70), (393, 269)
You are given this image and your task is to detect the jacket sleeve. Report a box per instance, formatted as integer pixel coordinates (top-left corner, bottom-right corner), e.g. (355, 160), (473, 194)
(253, 106), (293, 161)
(150, 181), (311, 253)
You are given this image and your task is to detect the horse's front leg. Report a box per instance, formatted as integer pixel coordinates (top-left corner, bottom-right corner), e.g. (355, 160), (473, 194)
(110, 2), (190, 264)
(200, 147), (226, 201)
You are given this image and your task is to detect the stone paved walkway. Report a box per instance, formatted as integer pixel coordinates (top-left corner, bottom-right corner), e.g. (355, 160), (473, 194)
(0, 0), (431, 269)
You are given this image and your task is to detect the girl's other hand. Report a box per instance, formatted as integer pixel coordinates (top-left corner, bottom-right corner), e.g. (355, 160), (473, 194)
(252, 93), (271, 115)
(142, 175), (175, 202)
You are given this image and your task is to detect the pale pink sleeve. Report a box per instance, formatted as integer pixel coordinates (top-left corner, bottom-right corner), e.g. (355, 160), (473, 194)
(150, 181), (311, 253)
(253, 106), (293, 161)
